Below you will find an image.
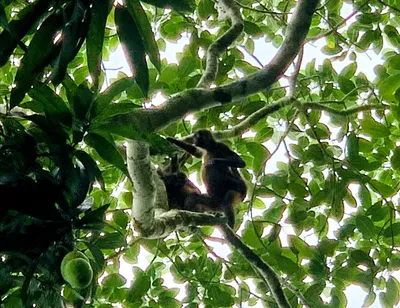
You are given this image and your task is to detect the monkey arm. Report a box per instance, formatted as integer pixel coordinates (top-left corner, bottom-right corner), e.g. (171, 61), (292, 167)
(208, 156), (245, 168)
(207, 143), (246, 168)
(166, 137), (203, 158)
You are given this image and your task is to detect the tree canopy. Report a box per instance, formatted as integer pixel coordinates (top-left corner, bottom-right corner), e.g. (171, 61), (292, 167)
(1, 0), (400, 307)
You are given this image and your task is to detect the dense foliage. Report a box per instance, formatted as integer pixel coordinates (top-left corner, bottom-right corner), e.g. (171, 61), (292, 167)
(1, 0), (400, 307)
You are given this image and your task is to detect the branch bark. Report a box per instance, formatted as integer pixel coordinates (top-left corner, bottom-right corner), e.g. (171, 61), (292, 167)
(221, 225), (291, 308)
(127, 140), (229, 238)
(197, 0), (244, 88)
(102, 0), (319, 133)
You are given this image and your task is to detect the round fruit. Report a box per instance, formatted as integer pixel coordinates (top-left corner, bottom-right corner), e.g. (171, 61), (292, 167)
(61, 251), (93, 289)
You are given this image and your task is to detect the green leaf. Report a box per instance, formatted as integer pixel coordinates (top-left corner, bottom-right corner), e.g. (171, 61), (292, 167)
(73, 82), (94, 121)
(242, 221), (263, 249)
(84, 242), (105, 271)
(197, 0), (217, 19)
(380, 74), (400, 102)
(243, 21), (263, 37)
(350, 249), (374, 266)
(383, 222), (400, 238)
(64, 164), (90, 207)
(338, 76), (356, 94)
(102, 273), (127, 288)
(0, 0), (52, 67)
(363, 291), (376, 308)
(361, 117), (390, 138)
(79, 204), (110, 225)
(96, 232), (126, 249)
(159, 297), (181, 308)
(263, 200), (286, 224)
(209, 285), (235, 307)
(123, 243), (139, 264)
(84, 133), (127, 175)
(74, 150), (105, 190)
(115, 4), (149, 97)
(87, 0), (112, 89)
(10, 12), (63, 107)
(289, 236), (311, 258)
(288, 182), (309, 198)
(340, 62), (357, 78)
(28, 82), (72, 127)
(380, 276), (400, 307)
(90, 77), (136, 119)
(370, 179), (396, 197)
(346, 133), (359, 160)
(113, 211), (130, 229)
(388, 55), (400, 71)
(50, 1), (90, 84)
(391, 147), (400, 171)
(355, 215), (376, 239)
(127, 268), (151, 301)
(246, 142), (270, 171)
(127, 0), (161, 71)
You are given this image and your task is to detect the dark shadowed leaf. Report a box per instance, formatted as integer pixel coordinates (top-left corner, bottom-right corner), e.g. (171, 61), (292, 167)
(0, 0), (52, 67)
(10, 12), (64, 107)
(74, 150), (105, 190)
(86, 0), (112, 89)
(127, 0), (161, 71)
(90, 77), (136, 119)
(64, 163), (90, 208)
(84, 133), (127, 174)
(28, 82), (72, 127)
(79, 204), (110, 225)
(84, 242), (105, 271)
(95, 232), (126, 249)
(115, 5), (149, 97)
(50, 1), (90, 84)
(73, 82), (94, 121)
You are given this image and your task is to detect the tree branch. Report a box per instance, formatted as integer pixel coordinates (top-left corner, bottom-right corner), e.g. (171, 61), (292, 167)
(214, 96), (295, 139)
(126, 140), (228, 238)
(197, 0), (244, 88)
(301, 102), (388, 116)
(221, 225), (291, 308)
(103, 0), (319, 133)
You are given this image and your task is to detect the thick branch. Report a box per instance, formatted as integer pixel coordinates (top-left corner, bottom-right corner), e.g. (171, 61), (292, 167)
(221, 225), (291, 308)
(126, 140), (229, 238)
(214, 96), (295, 139)
(197, 0), (244, 88)
(105, 0), (318, 132)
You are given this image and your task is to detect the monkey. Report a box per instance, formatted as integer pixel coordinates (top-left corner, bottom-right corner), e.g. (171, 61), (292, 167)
(166, 130), (247, 228)
(158, 153), (218, 212)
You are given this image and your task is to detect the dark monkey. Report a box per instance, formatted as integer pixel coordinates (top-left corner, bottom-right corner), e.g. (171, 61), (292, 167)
(166, 130), (247, 228)
(158, 154), (217, 212)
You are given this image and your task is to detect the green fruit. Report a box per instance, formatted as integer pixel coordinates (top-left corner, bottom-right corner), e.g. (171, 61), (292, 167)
(61, 251), (93, 289)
